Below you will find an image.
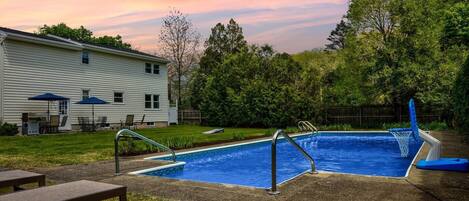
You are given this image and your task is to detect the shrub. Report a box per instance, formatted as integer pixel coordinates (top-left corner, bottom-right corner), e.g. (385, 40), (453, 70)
(118, 137), (138, 155)
(0, 121), (18, 136)
(232, 132), (245, 140)
(422, 121), (448, 131)
(263, 128), (276, 136)
(284, 127), (300, 133)
(320, 124), (352, 131)
(160, 136), (195, 149)
(382, 121), (448, 131)
(382, 122), (411, 130)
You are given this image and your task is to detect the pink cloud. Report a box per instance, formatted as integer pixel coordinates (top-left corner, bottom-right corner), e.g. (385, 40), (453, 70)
(0, 0), (348, 53)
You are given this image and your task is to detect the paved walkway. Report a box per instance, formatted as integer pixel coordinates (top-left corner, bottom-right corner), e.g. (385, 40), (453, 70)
(34, 131), (469, 201)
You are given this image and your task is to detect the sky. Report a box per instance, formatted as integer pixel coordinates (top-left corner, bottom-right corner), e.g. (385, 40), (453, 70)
(0, 0), (348, 54)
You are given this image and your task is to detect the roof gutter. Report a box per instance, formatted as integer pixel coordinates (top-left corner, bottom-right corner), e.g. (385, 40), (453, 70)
(82, 44), (169, 64)
(5, 32), (83, 50)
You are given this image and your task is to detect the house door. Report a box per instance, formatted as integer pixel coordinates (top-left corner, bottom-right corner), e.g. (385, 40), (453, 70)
(58, 100), (71, 130)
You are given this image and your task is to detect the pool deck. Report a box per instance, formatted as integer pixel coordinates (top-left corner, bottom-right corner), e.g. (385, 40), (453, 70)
(29, 131), (469, 200)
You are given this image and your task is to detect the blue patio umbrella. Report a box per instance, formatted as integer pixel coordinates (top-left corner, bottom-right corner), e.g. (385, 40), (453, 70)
(75, 97), (108, 131)
(28, 93), (69, 120)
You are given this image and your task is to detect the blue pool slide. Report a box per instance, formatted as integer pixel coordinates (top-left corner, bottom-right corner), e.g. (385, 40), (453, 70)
(407, 99), (469, 172)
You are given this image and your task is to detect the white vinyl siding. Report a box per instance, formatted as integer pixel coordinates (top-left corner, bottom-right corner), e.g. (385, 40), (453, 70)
(1, 39), (168, 125)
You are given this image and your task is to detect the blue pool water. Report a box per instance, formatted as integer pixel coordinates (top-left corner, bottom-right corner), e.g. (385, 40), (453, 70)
(144, 132), (422, 188)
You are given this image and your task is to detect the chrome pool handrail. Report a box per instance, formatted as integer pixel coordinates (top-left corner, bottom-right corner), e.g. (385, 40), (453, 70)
(269, 129), (317, 195)
(298, 121), (319, 135)
(114, 129), (176, 175)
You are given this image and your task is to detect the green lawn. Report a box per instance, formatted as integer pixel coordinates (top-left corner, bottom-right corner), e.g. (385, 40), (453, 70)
(0, 125), (269, 169)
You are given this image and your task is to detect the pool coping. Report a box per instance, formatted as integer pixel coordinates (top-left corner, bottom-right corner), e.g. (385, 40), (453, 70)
(129, 130), (422, 189)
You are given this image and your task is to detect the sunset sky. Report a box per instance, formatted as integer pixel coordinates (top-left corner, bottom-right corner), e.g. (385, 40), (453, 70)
(0, 0), (348, 54)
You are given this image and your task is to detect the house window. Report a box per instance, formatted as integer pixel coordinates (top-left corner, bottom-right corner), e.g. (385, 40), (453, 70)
(114, 92), (124, 103)
(153, 64), (160, 74)
(145, 63), (160, 75)
(145, 63), (152, 73)
(145, 94), (159, 109)
(153, 95), (160, 109)
(145, 94), (152, 109)
(82, 52), (89, 64)
(82, 89), (90, 100)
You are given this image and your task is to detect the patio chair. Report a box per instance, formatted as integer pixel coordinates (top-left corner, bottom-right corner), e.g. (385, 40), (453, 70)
(0, 180), (127, 201)
(121, 115), (134, 130)
(97, 116), (108, 128)
(0, 170), (45, 192)
(78, 117), (92, 132)
(49, 115), (60, 133)
(135, 114), (145, 129)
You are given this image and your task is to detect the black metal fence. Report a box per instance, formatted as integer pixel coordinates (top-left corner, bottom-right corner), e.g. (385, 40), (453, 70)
(324, 105), (447, 128)
(178, 105), (448, 128)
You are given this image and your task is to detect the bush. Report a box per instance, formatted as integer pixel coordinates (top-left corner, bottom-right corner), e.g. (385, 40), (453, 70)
(320, 124), (352, 131)
(232, 132), (245, 140)
(160, 136), (195, 149)
(453, 57), (469, 134)
(0, 121), (18, 136)
(284, 127), (300, 133)
(263, 128), (276, 136)
(119, 135), (195, 156)
(382, 121), (448, 131)
(422, 121), (448, 131)
(382, 122), (411, 130)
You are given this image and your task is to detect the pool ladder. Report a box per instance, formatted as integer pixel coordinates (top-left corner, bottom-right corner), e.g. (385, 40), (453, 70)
(114, 129), (176, 175)
(298, 120), (319, 135)
(269, 129), (317, 195)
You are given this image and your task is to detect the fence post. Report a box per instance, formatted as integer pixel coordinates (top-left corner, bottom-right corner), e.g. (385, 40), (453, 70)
(181, 110), (184, 124)
(359, 106), (363, 127)
(199, 111), (202, 124)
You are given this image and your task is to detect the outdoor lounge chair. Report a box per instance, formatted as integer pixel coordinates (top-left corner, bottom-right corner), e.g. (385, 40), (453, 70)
(0, 170), (45, 192)
(0, 180), (126, 201)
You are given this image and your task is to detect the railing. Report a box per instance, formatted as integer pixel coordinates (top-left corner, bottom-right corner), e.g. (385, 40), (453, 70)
(269, 129), (317, 195)
(114, 129), (176, 175)
(298, 121), (319, 135)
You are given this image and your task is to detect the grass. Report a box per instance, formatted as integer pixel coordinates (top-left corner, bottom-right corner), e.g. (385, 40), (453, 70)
(0, 125), (268, 169)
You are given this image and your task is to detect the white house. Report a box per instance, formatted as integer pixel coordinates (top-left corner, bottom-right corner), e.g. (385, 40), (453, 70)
(0, 27), (171, 131)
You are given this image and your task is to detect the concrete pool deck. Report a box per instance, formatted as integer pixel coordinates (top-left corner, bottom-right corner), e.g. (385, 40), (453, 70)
(31, 131), (469, 201)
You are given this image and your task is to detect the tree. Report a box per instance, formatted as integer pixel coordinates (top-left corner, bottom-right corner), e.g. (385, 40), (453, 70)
(38, 23), (132, 49)
(159, 9), (200, 105)
(446, 2), (469, 133)
(325, 18), (351, 50)
(443, 2), (469, 47)
(189, 19), (247, 109)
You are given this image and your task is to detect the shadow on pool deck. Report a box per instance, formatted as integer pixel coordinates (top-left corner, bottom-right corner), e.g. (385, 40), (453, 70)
(31, 131), (469, 201)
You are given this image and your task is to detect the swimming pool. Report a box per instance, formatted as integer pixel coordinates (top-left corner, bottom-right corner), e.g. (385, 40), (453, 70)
(136, 132), (423, 188)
